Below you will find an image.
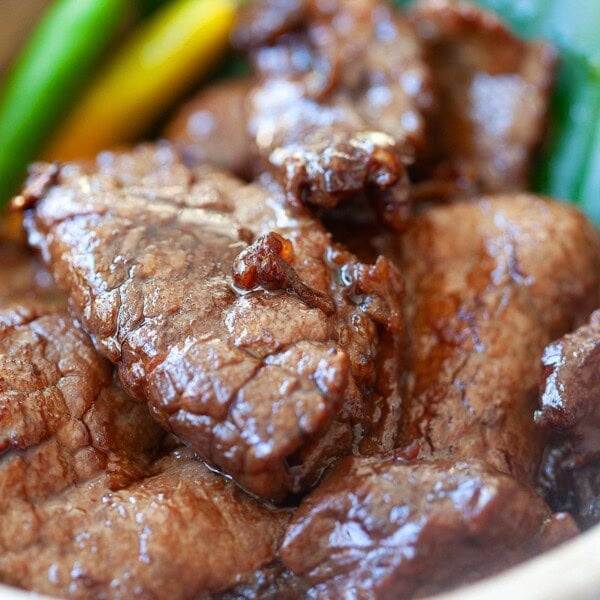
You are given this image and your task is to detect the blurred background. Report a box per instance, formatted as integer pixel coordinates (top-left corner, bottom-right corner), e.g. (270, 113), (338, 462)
(1, 0), (50, 74)
(0, 0), (598, 220)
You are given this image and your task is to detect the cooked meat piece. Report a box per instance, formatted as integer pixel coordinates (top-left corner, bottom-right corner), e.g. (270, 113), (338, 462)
(1, 447), (290, 599)
(536, 309), (600, 438)
(165, 77), (255, 179)
(0, 241), (290, 598)
(410, 0), (557, 196)
(21, 144), (405, 501)
(0, 243), (163, 505)
(281, 452), (571, 599)
(232, 0), (306, 49)
(398, 195), (600, 484)
(536, 310), (600, 528)
(234, 0), (432, 228)
(0, 303), (162, 503)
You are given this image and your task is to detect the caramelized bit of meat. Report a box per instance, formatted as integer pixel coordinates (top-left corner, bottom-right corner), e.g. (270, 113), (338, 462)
(22, 144), (405, 501)
(235, 0), (432, 227)
(335, 253), (404, 333)
(281, 454), (565, 599)
(269, 130), (410, 217)
(233, 231), (335, 315)
(398, 195), (600, 484)
(536, 310), (600, 528)
(410, 0), (557, 196)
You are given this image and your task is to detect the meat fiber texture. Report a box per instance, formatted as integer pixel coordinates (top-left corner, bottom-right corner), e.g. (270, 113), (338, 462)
(21, 143), (405, 502)
(0, 240), (289, 599)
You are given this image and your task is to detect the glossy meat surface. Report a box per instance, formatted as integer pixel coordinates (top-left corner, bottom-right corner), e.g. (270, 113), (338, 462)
(398, 195), (600, 484)
(537, 310), (600, 528)
(0, 241), (162, 506)
(410, 0), (556, 195)
(281, 452), (562, 599)
(1, 448), (290, 599)
(165, 77), (255, 179)
(235, 0), (432, 228)
(0, 241), (291, 598)
(537, 309), (600, 434)
(22, 144), (405, 501)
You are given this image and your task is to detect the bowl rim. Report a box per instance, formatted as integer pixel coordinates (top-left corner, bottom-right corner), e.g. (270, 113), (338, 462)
(431, 521), (600, 600)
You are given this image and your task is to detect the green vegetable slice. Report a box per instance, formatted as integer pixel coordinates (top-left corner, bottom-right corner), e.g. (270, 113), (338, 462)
(0, 0), (127, 208)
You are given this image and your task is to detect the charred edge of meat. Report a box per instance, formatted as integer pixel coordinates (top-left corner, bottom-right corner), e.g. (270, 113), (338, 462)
(276, 132), (412, 215)
(232, 232), (335, 315)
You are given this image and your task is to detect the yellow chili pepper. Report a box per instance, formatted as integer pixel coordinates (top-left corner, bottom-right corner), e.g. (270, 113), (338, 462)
(44, 0), (237, 161)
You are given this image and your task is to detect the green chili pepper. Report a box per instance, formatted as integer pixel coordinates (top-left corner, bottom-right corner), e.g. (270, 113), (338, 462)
(44, 0), (237, 162)
(0, 0), (127, 209)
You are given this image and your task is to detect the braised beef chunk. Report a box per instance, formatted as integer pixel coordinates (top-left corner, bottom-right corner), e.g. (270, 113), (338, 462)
(234, 0), (432, 228)
(537, 310), (600, 435)
(165, 77), (255, 179)
(1, 448), (290, 599)
(22, 144), (405, 501)
(398, 195), (600, 484)
(0, 241), (291, 599)
(536, 310), (600, 528)
(410, 0), (556, 196)
(0, 304), (163, 499)
(281, 453), (566, 599)
(0, 241), (163, 502)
